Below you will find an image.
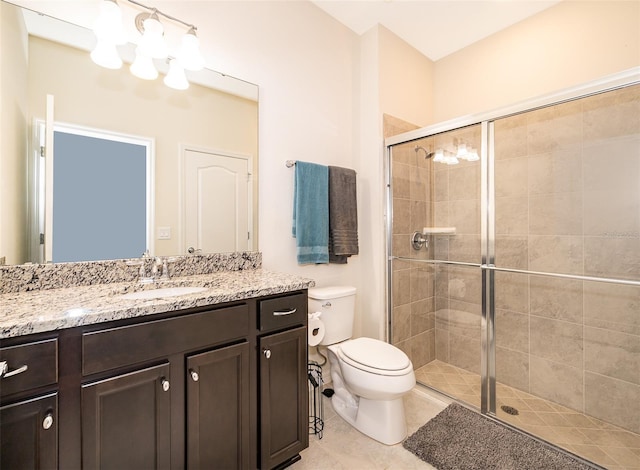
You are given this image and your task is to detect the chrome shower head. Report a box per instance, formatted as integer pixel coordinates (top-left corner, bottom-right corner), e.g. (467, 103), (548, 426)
(414, 145), (434, 159)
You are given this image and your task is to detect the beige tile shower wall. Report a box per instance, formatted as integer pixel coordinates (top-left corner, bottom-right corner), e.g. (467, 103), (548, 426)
(493, 84), (640, 434)
(431, 125), (484, 376)
(389, 131), (437, 369)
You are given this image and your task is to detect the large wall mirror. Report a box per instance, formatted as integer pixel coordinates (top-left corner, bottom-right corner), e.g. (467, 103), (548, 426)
(0, 0), (259, 266)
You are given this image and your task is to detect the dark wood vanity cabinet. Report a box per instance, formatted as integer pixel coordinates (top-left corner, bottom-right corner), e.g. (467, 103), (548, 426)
(82, 363), (172, 470)
(0, 393), (58, 470)
(79, 302), (252, 470)
(258, 292), (309, 469)
(259, 326), (308, 469)
(1, 289), (308, 470)
(186, 342), (251, 469)
(0, 339), (59, 470)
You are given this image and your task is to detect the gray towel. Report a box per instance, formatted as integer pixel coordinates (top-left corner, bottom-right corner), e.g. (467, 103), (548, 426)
(328, 166), (359, 264)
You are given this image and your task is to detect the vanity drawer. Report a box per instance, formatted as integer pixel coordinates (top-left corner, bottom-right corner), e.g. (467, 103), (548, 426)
(82, 304), (250, 376)
(259, 292), (307, 333)
(0, 338), (58, 397)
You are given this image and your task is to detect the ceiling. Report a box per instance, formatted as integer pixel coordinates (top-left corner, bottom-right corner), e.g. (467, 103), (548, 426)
(311, 0), (561, 61)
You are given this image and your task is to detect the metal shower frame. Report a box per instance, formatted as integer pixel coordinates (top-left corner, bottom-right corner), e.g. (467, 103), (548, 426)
(384, 67), (640, 417)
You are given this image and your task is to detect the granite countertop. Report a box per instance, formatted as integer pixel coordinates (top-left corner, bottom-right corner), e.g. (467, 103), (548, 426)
(0, 269), (315, 339)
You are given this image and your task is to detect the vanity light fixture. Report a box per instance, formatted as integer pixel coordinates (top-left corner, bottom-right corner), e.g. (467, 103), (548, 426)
(418, 140), (479, 166)
(453, 139), (480, 162)
(136, 10), (168, 59)
(164, 58), (189, 90)
(91, 0), (205, 90)
(456, 142), (468, 159)
(91, 0), (126, 69)
(92, 0), (126, 45)
(465, 148), (480, 161)
(178, 27), (206, 72)
(130, 46), (158, 80)
(90, 39), (123, 69)
(433, 149), (445, 163)
(444, 153), (460, 165)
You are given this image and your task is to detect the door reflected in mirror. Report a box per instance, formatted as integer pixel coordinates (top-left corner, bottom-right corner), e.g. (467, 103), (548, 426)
(0, 1), (259, 266)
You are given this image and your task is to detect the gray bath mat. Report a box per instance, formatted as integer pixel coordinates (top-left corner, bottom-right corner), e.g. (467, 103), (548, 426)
(403, 403), (595, 470)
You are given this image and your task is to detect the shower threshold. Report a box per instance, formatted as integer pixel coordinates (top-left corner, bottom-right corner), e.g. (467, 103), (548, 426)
(415, 360), (640, 470)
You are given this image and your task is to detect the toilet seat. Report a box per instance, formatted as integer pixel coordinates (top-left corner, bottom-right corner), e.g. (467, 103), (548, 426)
(337, 338), (412, 377)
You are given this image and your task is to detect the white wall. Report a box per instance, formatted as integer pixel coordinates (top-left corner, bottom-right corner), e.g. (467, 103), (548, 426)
(356, 26), (384, 339)
(357, 25), (435, 340)
(378, 25), (434, 128)
(0, 2), (29, 265)
(433, 0), (640, 122)
(188, 1), (363, 287)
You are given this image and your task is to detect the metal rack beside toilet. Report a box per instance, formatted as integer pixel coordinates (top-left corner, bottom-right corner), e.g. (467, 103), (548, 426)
(308, 361), (324, 438)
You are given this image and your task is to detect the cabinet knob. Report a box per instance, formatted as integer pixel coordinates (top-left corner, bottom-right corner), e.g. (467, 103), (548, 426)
(42, 413), (54, 430)
(263, 348), (271, 359)
(189, 369), (199, 382)
(161, 378), (170, 392)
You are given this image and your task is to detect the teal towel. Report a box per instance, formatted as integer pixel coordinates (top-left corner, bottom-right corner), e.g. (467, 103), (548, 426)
(292, 161), (329, 264)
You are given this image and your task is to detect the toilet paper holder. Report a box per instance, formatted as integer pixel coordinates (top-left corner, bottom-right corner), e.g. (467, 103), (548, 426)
(308, 312), (325, 347)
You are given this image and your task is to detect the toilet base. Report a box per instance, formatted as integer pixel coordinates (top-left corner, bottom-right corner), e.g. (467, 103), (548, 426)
(331, 394), (408, 445)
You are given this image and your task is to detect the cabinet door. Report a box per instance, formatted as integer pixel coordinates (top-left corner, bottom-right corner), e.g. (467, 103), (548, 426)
(82, 363), (171, 470)
(260, 326), (308, 469)
(0, 393), (57, 470)
(186, 341), (250, 469)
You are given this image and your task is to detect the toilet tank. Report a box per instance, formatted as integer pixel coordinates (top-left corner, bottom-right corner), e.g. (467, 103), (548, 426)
(308, 286), (356, 346)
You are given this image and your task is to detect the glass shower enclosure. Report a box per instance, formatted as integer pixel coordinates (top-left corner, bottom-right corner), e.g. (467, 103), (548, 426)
(386, 73), (640, 469)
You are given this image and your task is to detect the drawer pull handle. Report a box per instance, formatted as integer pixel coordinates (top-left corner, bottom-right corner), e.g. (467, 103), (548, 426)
(273, 308), (296, 316)
(161, 378), (170, 392)
(190, 370), (199, 382)
(0, 361), (28, 379)
(42, 413), (54, 430)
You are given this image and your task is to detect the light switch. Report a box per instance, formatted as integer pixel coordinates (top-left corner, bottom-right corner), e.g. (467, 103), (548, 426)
(157, 226), (171, 240)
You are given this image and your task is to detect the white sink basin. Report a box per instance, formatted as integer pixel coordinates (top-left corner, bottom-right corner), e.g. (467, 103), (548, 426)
(119, 286), (208, 300)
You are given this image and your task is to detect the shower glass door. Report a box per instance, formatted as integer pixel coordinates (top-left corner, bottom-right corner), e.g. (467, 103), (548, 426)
(387, 77), (640, 469)
(492, 84), (640, 468)
(389, 124), (484, 411)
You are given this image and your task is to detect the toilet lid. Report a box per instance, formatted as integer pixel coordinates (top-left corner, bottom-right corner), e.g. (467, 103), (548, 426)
(340, 337), (411, 371)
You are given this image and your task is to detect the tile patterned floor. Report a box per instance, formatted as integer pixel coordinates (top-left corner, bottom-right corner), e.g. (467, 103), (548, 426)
(295, 387), (446, 469)
(415, 360), (640, 470)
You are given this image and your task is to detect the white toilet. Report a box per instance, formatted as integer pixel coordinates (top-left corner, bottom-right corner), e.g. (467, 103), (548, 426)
(309, 286), (416, 445)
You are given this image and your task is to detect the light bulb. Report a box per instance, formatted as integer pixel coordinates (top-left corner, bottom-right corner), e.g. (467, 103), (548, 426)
(130, 48), (158, 80)
(456, 142), (468, 160)
(90, 40), (122, 69)
(445, 154), (459, 165)
(433, 149), (445, 163)
(178, 28), (205, 71)
(138, 13), (168, 59)
(164, 59), (189, 90)
(466, 148), (480, 162)
(93, 0), (126, 45)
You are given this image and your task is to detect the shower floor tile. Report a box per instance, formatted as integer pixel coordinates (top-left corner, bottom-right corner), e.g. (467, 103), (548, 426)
(416, 360), (640, 470)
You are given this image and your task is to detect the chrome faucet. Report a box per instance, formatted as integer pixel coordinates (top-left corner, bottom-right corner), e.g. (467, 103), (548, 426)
(126, 255), (154, 284)
(127, 255), (177, 283)
(149, 256), (177, 281)
(151, 256), (164, 279)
